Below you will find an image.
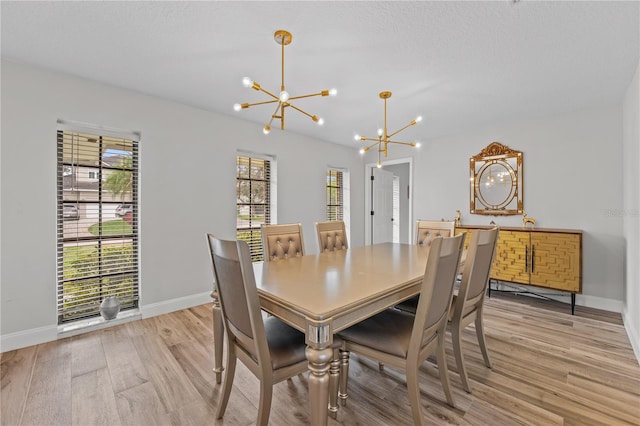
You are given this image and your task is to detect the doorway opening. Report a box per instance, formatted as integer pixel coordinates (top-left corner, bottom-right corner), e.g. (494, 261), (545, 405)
(364, 158), (413, 245)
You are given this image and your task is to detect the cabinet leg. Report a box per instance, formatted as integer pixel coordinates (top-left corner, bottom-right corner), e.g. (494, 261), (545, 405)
(571, 293), (576, 315)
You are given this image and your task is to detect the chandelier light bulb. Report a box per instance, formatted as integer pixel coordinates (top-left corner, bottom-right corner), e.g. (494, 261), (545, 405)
(354, 134), (361, 141)
(415, 142), (422, 148)
(233, 103), (242, 112)
(377, 128), (383, 137)
(415, 115), (423, 123)
(359, 148), (366, 154)
(317, 118), (325, 126)
(279, 90), (290, 102)
(329, 88), (338, 96)
(263, 125), (271, 135)
(242, 77), (253, 88)
(377, 162), (382, 168)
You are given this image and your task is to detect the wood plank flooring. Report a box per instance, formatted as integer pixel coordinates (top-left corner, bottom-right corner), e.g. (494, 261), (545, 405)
(2, 292), (639, 425)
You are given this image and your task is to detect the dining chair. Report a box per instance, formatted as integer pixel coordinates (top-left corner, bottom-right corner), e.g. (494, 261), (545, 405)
(261, 223), (305, 261)
(207, 235), (343, 424)
(394, 219), (457, 314)
(337, 233), (465, 425)
(449, 227), (499, 393)
(415, 219), (456, 247)
(315, 220), (348, 252)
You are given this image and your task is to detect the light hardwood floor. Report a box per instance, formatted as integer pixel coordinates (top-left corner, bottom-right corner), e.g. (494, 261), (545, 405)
(2, 292), (639, 425)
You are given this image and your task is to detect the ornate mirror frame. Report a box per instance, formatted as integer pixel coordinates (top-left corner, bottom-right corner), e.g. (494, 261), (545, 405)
(470, 142), (523, 215)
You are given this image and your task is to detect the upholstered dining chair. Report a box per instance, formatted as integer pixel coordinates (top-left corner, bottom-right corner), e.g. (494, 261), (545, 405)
(207, 235), (343, 425)
(337, 233), (465, 425)
(394, 219), (457, 314)
(449, 227), (499, 393)
(415, 219), (456, 247)
(261, 223), (305, 261)
(315, 220), (348, 253)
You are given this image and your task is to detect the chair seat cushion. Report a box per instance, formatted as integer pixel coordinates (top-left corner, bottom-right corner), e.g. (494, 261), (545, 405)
(338, 309), (415, 358)
(394, 296), (419, 314)
(264, 317), (342, 370)
(264, 316), (307, 370)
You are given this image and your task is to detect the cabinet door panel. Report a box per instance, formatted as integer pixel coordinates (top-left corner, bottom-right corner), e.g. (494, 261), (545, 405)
(491, 230), (529, 284)
(530, 232), (581, 291)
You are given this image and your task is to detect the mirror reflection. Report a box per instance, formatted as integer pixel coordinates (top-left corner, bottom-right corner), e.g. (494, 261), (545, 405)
(470, 142), (523, 215)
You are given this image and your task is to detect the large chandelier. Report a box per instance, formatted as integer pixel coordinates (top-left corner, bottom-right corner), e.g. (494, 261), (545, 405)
(234, 30), (337, 135)
(355, 91), (422, 167)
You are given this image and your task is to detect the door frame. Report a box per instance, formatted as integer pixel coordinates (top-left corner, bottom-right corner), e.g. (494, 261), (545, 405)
(364, 157), (414, 245)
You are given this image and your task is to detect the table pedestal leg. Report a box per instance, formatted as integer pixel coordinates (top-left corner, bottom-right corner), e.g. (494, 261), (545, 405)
(338, 349), (350, 406)
(328, 349), (340, 418)
(211, 291), (224, 384)
(306, 346), (333, 426)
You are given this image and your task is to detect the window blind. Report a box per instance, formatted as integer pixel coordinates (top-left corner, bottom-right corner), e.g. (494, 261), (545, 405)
(236, 156), (271, 262)
(56, 129), (139, 323)
(326, 169), (343, 221)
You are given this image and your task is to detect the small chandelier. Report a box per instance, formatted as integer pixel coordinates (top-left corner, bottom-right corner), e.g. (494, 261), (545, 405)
(355, 91), (422, 167)
(234, 30), (337, 135)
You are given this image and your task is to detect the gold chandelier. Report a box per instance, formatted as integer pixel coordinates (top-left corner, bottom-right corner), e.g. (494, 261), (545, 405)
(355, 91), (422, 167)
(234, 30), (337, 135)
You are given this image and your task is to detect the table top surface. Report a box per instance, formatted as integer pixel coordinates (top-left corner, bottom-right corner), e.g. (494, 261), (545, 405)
(253, 242), (430, 321)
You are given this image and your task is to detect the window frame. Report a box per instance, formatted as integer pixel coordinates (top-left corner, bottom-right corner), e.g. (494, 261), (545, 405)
(236, 153), (276, 262)
(326, 168), (344, 222)
(56, 122), (140, 324)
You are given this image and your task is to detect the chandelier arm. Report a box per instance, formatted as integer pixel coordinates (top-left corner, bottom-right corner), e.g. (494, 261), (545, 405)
(359, 136), (381, 143)
(387, 122), (417, 138)
(286, 102), (315, 119)
(287, 92), (325, 101)
(243, 99), (281, 108)
(255, 87), (280, 100)
(363, 140), (381, 151)
(265, 102), (282, 128)
(386, 140), (416, 147)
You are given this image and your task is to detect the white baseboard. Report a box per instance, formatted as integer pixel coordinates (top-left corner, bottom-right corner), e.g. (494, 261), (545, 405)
(0, 324), (58, 354)
(491, 282), (624, 313)
(622, 305), (640, 364)
(0, 292), (213, 353)
(140, 291), (212, 319)
(576, 294), (624, 313)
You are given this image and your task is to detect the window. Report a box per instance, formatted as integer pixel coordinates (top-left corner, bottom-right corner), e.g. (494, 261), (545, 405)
(237, 156), (271, 261)
(57, 126), (139, 324)
(326, 169), (344, 221)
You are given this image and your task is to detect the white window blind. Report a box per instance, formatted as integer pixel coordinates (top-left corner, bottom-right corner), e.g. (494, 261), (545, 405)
(326, 169), (344, 221)
(236, 156), (271, 262)
(56, 129), (139, 323)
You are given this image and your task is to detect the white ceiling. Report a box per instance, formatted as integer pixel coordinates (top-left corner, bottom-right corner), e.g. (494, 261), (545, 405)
(2, 1), (638, 149)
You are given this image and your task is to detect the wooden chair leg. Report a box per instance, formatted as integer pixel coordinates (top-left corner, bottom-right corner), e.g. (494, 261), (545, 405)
(452, 324), (471, 393)
(406, 361), (426, 426)
(212, 294), (224, 384)
(436, 331), (456, 408)
(215, 343), (236, 419)
(256, 378), (273, 426)
(475, 311), (493, 368)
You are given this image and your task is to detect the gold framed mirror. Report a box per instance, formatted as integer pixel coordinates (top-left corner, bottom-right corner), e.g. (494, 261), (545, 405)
(470, 142), (523, 215)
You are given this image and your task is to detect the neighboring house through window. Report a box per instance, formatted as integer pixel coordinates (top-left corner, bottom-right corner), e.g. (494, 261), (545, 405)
(57, 122), (139, 324)
(326, 168), (344, 221)
(236, 154), (274, 262)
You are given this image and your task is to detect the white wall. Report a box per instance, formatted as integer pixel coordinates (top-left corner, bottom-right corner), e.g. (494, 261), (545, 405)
(380, 105), (627, 312)
(623, 59), (640, 360)
(0, 60), (365, 351)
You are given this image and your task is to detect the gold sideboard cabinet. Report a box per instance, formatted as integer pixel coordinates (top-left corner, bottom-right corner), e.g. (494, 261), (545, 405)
(456, 225), (582, 314)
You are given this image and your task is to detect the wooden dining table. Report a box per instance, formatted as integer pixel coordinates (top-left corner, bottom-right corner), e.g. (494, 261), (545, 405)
(251, 242), (431, 425)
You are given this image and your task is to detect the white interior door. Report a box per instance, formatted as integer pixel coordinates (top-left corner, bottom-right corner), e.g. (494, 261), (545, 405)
(371, 167), (394, 244)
